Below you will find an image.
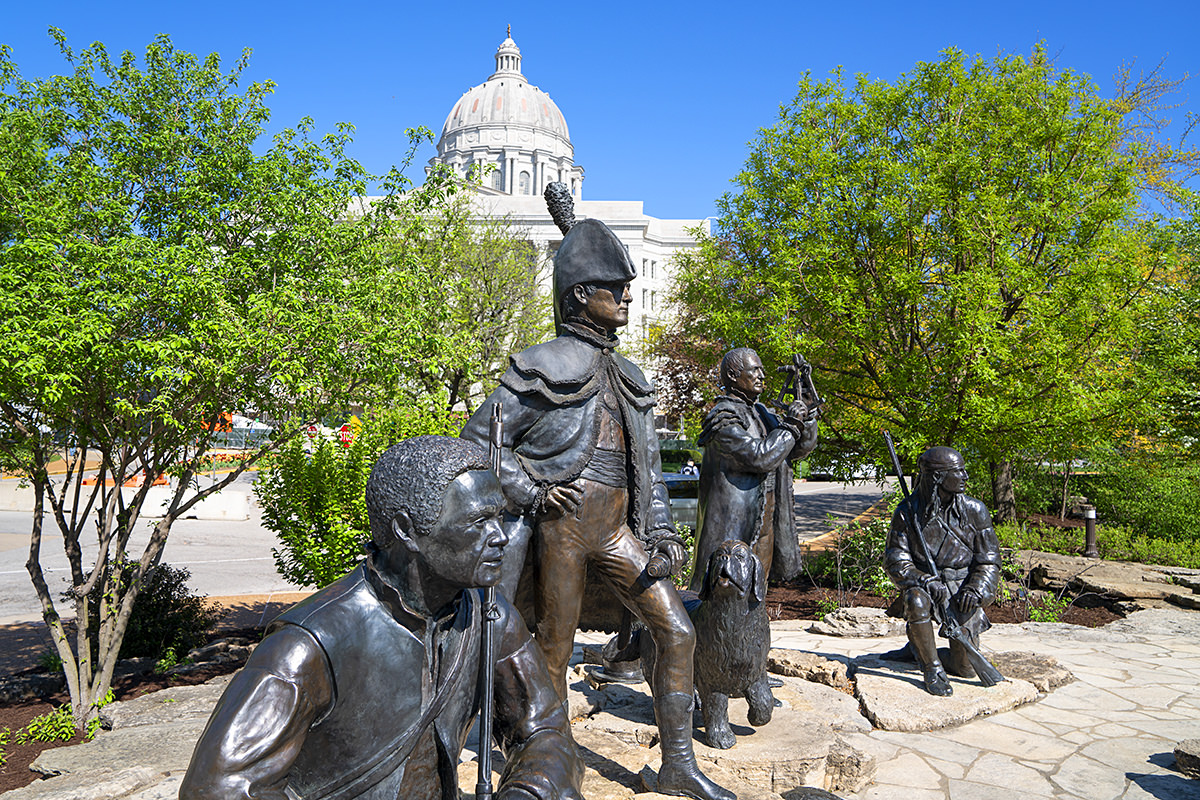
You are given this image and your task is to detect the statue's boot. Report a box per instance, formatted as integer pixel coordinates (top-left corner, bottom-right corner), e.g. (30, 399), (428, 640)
(946, 630), (979, 679)
(654, 692), (736, 800)
(908, 621), (952, 697)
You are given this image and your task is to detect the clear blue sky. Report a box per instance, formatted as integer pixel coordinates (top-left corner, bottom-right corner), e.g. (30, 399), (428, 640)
(4, 1), (1197, 221)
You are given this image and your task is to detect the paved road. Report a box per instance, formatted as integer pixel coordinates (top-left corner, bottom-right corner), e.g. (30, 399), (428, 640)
(793, 478), (895, 542)
(0, 477), (892, 625)
(0, 472), (301, 625)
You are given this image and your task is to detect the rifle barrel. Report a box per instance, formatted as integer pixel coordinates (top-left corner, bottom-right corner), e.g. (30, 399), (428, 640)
(477, 406), (503, 800)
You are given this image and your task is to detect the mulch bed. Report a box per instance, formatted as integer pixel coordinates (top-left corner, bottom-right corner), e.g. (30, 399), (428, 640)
(763, 578), (1122, 627)
(0, 636), (251, 794)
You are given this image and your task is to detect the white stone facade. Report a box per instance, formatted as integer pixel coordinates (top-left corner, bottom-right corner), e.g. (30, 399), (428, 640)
(429, 31), (709, 345)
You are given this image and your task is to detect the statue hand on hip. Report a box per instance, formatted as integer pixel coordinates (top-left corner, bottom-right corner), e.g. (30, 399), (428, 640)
(545, 483), (584, 516)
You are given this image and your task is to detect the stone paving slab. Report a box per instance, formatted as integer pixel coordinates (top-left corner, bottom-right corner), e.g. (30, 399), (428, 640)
(852, 654), (1040, 732)
(30, 720), (207, 777)
(832, 608), (1200, 799)
(7, 608), (1199, 800)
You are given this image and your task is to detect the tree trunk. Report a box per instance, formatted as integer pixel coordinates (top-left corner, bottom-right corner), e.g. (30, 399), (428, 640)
(990, 459), (1017, 523)
(1058, 462), (1072, 520)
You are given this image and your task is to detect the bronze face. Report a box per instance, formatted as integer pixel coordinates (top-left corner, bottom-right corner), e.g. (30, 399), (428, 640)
(935, 467), (969, 495)
(578, 281), (632, 330)
(414, 469), (508, 588)
(730, 353), (765, 400)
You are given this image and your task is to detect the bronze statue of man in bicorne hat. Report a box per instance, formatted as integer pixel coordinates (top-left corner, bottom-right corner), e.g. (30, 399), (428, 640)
(461, 183), (735, 800)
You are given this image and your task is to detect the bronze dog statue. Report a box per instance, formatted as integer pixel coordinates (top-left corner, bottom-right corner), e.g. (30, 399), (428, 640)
(643, 539), (775, 749)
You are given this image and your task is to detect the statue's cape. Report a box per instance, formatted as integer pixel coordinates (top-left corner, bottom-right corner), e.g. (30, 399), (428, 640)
(502, 332), (654, 411)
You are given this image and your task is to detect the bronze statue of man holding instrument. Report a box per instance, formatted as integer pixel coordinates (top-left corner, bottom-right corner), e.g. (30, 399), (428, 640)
(687, 348), (819, 590)
(883, 436), (1004, 696)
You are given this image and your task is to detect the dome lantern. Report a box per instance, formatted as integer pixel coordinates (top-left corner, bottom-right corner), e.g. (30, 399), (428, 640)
(491, 26), (523, 79)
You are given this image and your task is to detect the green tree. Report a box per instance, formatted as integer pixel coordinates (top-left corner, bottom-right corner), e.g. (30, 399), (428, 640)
(0, 32), (457, 729)
(401, 185), (553, 412)
(257, 402), (464, 588)
(664, 46), (1189, 518)
(1153, 205), (1200, 452)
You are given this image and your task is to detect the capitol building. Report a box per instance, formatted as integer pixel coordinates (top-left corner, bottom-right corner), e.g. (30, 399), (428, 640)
(428, 32), (708, 342)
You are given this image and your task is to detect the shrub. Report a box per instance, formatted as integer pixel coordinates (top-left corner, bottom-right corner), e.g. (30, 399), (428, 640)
(257, 400), (463, 588)
(673, 523), (696, 589)
(804, 506), (895, 599)
(1097, 526), (1200, 570)
(1028, 594), (1069, 623)
(1078, 461), (1200, 543)
(1013, 457), (1200, 542)
(154, 647), (181, 674)
(994, 521), (1085, 555)
(995, 520), (1200, 570)
(74, 561), (219, 663)
(815, 595), (840, 620)
(659, 441), (702, 473)
(14, 705), (75, 745)
(16, 690), (114, 743)
(37, 649), (63, 672)
(119, 562), (221, 660)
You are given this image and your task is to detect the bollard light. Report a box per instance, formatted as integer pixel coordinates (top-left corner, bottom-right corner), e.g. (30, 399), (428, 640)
(1083, 505), (1099, 558)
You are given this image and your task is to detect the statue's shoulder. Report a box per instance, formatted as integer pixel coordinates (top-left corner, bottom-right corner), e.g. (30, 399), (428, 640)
(705, 396), (750, 420)
(613, 351), (652, 393)
(698, 397), (752, 445)
(507, 335), (601, 387)
(962, 495), (994, 526)
(270, 568), (367, 630)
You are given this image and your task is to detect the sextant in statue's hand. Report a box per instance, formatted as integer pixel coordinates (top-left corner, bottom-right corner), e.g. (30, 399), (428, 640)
(784, 400), (809, 425)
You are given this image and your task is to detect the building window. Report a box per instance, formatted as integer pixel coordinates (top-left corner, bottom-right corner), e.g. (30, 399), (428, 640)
(642, 288), (647, 309)
(651, 290), (657, 310)
(651, 260), (657, 279)
(519, 171), (530, 195)
(492, 166), (504, 191)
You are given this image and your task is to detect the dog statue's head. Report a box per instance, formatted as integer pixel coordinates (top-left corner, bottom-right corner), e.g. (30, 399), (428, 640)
(698, 539), (765, 606)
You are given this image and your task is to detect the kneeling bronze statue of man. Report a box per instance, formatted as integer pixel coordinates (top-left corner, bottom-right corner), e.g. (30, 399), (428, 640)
(885, 446), (1002, 696)
(180, 436), (583, 800)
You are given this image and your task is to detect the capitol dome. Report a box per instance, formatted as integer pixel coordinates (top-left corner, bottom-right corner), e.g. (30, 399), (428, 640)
(432, 32), (585, 198)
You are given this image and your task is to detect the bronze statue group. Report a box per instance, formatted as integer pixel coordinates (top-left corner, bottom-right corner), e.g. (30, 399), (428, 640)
(179, 185), (1004, 800)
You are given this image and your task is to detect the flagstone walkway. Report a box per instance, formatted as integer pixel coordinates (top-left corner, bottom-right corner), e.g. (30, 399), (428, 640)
(770, 608), (1200, 800)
